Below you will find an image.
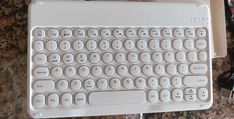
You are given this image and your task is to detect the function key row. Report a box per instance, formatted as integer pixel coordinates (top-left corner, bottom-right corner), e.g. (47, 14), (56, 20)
(33, 39), (207, 52)
(33, 28), (207, 39)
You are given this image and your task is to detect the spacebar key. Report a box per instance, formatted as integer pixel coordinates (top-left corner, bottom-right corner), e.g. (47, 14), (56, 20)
(89, 90), (146, 105)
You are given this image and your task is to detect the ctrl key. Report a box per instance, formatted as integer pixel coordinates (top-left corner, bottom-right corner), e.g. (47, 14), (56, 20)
(33, 94), (45, 108)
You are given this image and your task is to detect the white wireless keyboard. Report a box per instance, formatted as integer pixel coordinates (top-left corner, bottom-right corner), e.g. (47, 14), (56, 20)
(28, 1), (213, 118)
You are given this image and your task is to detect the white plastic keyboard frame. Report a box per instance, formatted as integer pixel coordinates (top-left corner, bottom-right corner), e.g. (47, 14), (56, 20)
(28, 1), (213, 118)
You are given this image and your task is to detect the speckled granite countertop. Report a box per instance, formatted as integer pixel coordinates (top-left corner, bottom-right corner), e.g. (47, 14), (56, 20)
(0, 0), (234, 119)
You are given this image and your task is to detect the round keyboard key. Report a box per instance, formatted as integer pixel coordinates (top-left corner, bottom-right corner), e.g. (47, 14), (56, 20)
(33, 54), (47, 65)
(63, 53), (74, 64)
(172, 39), (183, 50)
(171, 76), (182, 87)
(104, 65), (115, 76)
(113, 28), (124, 38)
(138, 28), (148, 38)
(86, 40), (97, 51)
(124, 40), (135, 50)
(75, 93), (86, 106)
(74, 29), (85, 38)
(161, 28), (172, 38)
(159, 77), (170, 88)
(115, 52), (126, 63)
(126, 28), (136, 38)
(76, 53), (87, 64)
(166, 64), (177, 75)
(33, 41), (44, 51)
(175, 51), (186, 62)
(123, 77), (134, 89)
(88, 29), (98, 38)
(160, 89), (170, 102)
(91, 65), (102, 77)
(135, 77), (146, 88)
(178, 63), (188, 74)
(33, 28), (45, 38)
(129, 65), (141, 76)
(61, 93), (72, 107)
(70, 79), (82, 90)
(185, 28), (195, 38)
(184, 39), (194, 50)
(136, 39), (147, 50)
(33, 93), (45, 108)
(99, 40), (110, 51)
(47, 28), (59, 38)
(140, 52), (150, 63)
(97, 78), (108, 89)
(150, 28), (161, 38)
(160, 39), (171, 50)
(112, 40), (122, 50)
(198, 51), (208, 61)
(78, 66), (90, 77)
(73, 40), (84, 51)
(147, 77), (158, 88)
(173, 28), (184, 37)
(184, 88), (196, 95)
(56, 80), (68, 91)
(51, 66), (63, 78)
(154, 64), (165, 75)
(47, 93), (59, 107)
(147, 90), (158, 103)
(187, 51), (197, 62)
(196, 28), (206, 37)
(49, 53), (60, 64)
(185, 95), (196, 101)
(172, 89), (183, 102)
(84, 79), (95, 90)
(142, 64), (153, 75)
(195, 39), (207, 50)
(102, 52), (113, 63)
(149, 40), (159, 50)
(152, 52), (162, 62)
(46, 40), (57, 51)
(117, 65), (128, 76)
(197, 88), (209, 100)
(127, 52), (138, 63)
(59, 40), (70, 51)
(100, 28), (111, 38)
(61, 29), (72, 38)
(164, 52), (175, 62)
(110, 78), (121, 89)
(33, 67), (49, 78)
(89, 52), (100, 64)
(64, 66), (76, 77)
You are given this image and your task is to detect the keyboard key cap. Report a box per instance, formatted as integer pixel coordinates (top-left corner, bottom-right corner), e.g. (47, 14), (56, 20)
(129, 64), (141, 76)
(195, 39), (207, 50)
(122, 77), (134, 89)
(33, 28), (45, 38)
(197, 88), (209, 100)
(184, 39), (194, 50)
(33, 67), (49, 78)
(91, 65), (102, 77)
(173, 28), (184, 37)
(33, 80), (55, 92)
(187, 51), (197, 62)
(150, 28), (161, 38)
(184, 95), (196, 101)
(33, 94), (45, 108)
(88, 29), (99, 38)
(135, 77), (146, 88)
(102, 52), (113, 63)
(104, 65), (115, 76)
(76, 53), (87, 64)
(190, 63), (208, 74)
(46, 40), (57, 51)
(89, 90), (146, 105)
(198, 51), (208, 61)
(136, 40), (147, 50)
(166, 64), (177, 75)
(183, 76), (208, 86)
(56, 80), (68, 91)
(154, 64), (165, 75)
(110, 78), (121, 89)
(159, 76), (170, 88)
(61, 29), (72, 38)
(89, 52), (100, 64)
(148, 40), (159, 50)
(185, 28), (195, 38)
(70, 79), (82, 90)
(124, 40), (135, 50)
(172, 39), (183, 50)
(142, 64), (153, 75)
(78, 66), (90, 77)
(84, 79), (95, 90)
(126, 28), (136, 38)
(184, 88), (196, 95)
(59, 40), (71, 51)
(140, 52), (150, 63)
(160, 39), (171, 50)
(175, 51), (186, 62)
(117, 64), (128, 76)
(147, 77), (158, 88)
(113, 28), (124, 38)
(100, 28), (111, 38)
(127, 52), (138, 63)
(75, 93), (86, 106)
(138, 28), (148, 38)
(178, 63), (188, 74)
(164, 52), (174, 62)
(33, 41), (44, 52)
(152, 52), (162, 62)
(171, 76), (182, 87)
(161, 28), (172, 38)
(99, 40), (110, 51)
(33, 54), (47, 65)
(147, 90), (158, 103)
(61, 93), (73, 107)
(64, 66), (76, 77)
(172, 89), (183, 102)
(112, 40), (122, 50)
(160, 89), (170, 102)
(47, 93), (59, 107)
(196, 28), (206, 37)
(74, 29), (85, 38)
(47, 29), (59, 38)
(115, 52), (126, 63)
(73, 40), (84, 51)
(86, 40), (97, 51)
(63, 53), (74, 64)
(51, 66), (63, 78)
(97, 78), (108, 89)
